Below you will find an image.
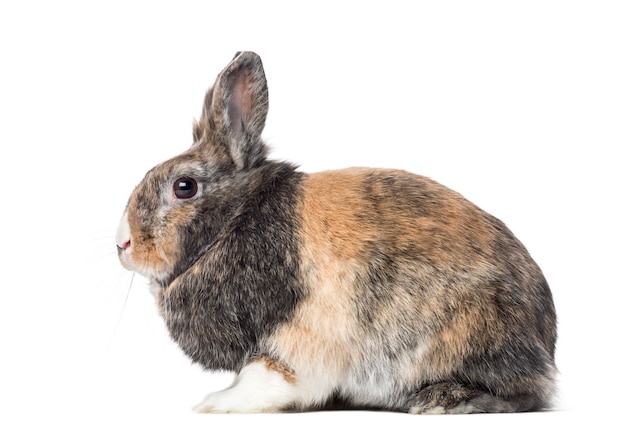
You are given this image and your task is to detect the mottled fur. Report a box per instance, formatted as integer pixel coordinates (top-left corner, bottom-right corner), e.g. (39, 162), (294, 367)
(117, 52), (557, 414)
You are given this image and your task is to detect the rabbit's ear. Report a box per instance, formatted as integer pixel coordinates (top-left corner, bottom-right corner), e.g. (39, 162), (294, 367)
(199, 51), (269, 170)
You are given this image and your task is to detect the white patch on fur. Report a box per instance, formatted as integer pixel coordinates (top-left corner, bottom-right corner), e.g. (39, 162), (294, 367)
(115, 210), (131, 250)
(115, 210), (136, 272)
(193, 360), (302, 413)
(340, 339), (433, 408)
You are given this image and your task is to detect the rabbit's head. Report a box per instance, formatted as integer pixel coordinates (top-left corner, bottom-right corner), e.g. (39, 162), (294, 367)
(116, 52), (269, 286)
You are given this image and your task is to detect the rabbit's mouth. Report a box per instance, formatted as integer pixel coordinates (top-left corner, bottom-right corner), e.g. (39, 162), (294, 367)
(116, 209), (172, 281)
(117, 242), (171, 283)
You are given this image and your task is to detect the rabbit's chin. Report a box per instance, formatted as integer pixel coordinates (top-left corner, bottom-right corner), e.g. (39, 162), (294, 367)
(118, 249), (170, 283)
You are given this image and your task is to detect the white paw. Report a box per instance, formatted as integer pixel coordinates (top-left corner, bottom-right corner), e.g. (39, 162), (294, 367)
(193, 357), (303, 414)
(193, 392), (230, 414)
(193, 390), (279, 414)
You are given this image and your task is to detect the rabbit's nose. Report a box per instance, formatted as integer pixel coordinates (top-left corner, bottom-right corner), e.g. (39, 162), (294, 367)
(116, 240), (131, 255)
(116, 210), (131, 252)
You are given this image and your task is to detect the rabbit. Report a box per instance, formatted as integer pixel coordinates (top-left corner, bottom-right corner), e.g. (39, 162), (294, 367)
(115, 51), (557, 414)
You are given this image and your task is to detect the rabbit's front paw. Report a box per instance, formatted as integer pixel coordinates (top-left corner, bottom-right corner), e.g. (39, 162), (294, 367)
(194, 357), (301, 414)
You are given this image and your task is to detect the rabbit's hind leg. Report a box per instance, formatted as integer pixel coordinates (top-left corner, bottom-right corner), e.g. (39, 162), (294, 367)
(407, 382), (538, 414)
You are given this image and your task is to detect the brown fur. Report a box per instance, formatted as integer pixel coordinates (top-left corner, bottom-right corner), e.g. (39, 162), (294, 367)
(297, 168), (497, 266)
(267, 167), (555, 411)
(126, 195), (174, 276)
(267, 167), (494, 385)
(261, 356), (298, 385)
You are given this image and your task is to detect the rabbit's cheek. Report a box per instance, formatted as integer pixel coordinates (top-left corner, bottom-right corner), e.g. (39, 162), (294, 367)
(128, 240), (171, 278)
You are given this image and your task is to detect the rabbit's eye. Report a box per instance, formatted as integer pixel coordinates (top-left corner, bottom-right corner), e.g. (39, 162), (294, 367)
(173, 177), (198, 199)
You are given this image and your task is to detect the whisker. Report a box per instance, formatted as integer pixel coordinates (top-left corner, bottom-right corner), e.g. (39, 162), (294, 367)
(104, 267), (130, 304)
(86, 231), (139, 356)
(104, 272), (135, 356)
(85, 233), (118, 263)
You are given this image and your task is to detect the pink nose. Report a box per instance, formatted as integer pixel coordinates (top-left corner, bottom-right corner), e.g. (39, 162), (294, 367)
(116, 239), (130, 255)
(116, 211), (132, 253)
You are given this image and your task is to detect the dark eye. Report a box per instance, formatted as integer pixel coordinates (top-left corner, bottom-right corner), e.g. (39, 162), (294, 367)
(173, 177), (198, 199)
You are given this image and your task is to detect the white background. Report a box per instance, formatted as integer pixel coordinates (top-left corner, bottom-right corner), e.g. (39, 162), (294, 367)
(1, 1), (624, 433)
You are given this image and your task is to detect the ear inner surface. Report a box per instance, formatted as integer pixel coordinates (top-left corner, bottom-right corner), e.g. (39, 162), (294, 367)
(226, 67), (250, 139)
(212, 51), (269, 170)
